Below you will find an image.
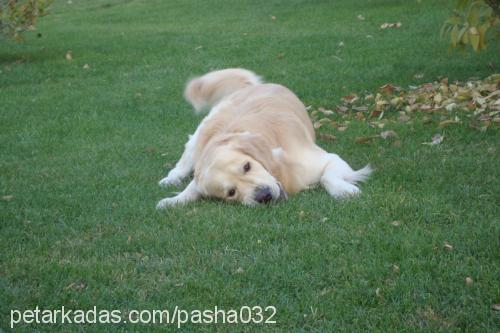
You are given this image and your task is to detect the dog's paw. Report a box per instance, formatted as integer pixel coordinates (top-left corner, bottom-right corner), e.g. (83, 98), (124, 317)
(333, 184), (361, 199)
(322, 178), (361, 199)
(156, 197), (179, 209)
(158, 171), (183, 187)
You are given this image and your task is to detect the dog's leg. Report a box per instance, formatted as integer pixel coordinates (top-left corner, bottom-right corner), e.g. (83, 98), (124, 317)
(159, 101), (231, 187)
(320, 153), (372, 198)
(158, 131), (199, 187)
(156, 180), (201, 209)
(321, 172), (361, 198)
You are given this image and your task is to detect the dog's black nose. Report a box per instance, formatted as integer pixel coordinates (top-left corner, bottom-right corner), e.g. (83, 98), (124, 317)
(255, 186), (273, 204)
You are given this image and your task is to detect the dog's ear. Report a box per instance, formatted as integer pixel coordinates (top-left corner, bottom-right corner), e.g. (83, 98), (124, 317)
(234, 133), (306, 193)
(232, 132), (279, 176)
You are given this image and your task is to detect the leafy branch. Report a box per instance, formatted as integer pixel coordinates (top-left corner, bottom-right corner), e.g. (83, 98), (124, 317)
(441, 0), (499, 52)
(0, 0), (52, 41)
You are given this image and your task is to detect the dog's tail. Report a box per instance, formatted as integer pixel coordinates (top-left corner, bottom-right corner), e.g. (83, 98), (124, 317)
(344, 164), (373, 184)
(184, 68), (262, 113)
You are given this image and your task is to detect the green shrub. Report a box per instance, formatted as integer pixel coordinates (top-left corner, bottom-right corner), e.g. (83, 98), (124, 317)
(441, 0), (499, 52)
(0, 0), (52, 41)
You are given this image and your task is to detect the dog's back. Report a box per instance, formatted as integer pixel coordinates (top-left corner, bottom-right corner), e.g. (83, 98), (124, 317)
(184, 68), (262, 112)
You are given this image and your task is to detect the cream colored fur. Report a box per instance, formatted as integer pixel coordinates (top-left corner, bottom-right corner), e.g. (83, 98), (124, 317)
(157, 68), (371, 209)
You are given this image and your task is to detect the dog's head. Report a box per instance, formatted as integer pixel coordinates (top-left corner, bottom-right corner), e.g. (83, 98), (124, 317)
(194, 132), (287, 205)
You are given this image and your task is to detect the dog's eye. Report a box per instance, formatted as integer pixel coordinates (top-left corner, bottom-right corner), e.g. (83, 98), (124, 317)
(243, 162), (251, 173)
(228, 188), (236, 197)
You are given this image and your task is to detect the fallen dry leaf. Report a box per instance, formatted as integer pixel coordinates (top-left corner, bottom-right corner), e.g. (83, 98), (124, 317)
(318, 107), (334, 115)
(443, 241), (453, 251)
(398, 114), (411, 122)
(319, 133), (336, 141)
(1, 195), (13, 201)
(320, 287), (332, 296)
(64, 282), (85, 291)
(337, 125), (348, 132)
(342, 94), (358, 104)
(380, 22), (402, 29)
(352, 106), (368, 112)
(355, 135), (378, 144)
(336, 105), (349, 113)
(390, 97), (403, 106)
(423, 116), (433, 124)
(439, 119), (461, 127)
(432, 133), (444, 145)
(445, 103), (457, 111)
(370, 109), (383, 119)
(422, 134), (444, 146)
(465, 277), (473, 285)
(417, 104), (433, 111)
(434, 93), (443, 104)
(379, 83), (397, 95)
(355, 112), (365, 121)
(380, 130), (398, 139)
(390, 220), (401, 226)
(64, 282), (75, 290)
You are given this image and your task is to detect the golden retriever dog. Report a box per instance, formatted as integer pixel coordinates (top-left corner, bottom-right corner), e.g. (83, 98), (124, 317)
(156, 68), (371, 208)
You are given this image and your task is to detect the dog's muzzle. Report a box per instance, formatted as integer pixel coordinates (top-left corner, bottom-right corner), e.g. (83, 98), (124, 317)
(255, 186), (273, 204)
(254, 183), (288, 204)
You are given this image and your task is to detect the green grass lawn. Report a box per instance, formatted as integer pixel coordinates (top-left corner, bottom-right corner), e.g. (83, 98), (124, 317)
(1, 0), (499, 331)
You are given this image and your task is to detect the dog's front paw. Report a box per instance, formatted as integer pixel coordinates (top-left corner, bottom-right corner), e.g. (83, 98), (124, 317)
(156, 197), (179, 209)
(158, 170), (183, 187)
